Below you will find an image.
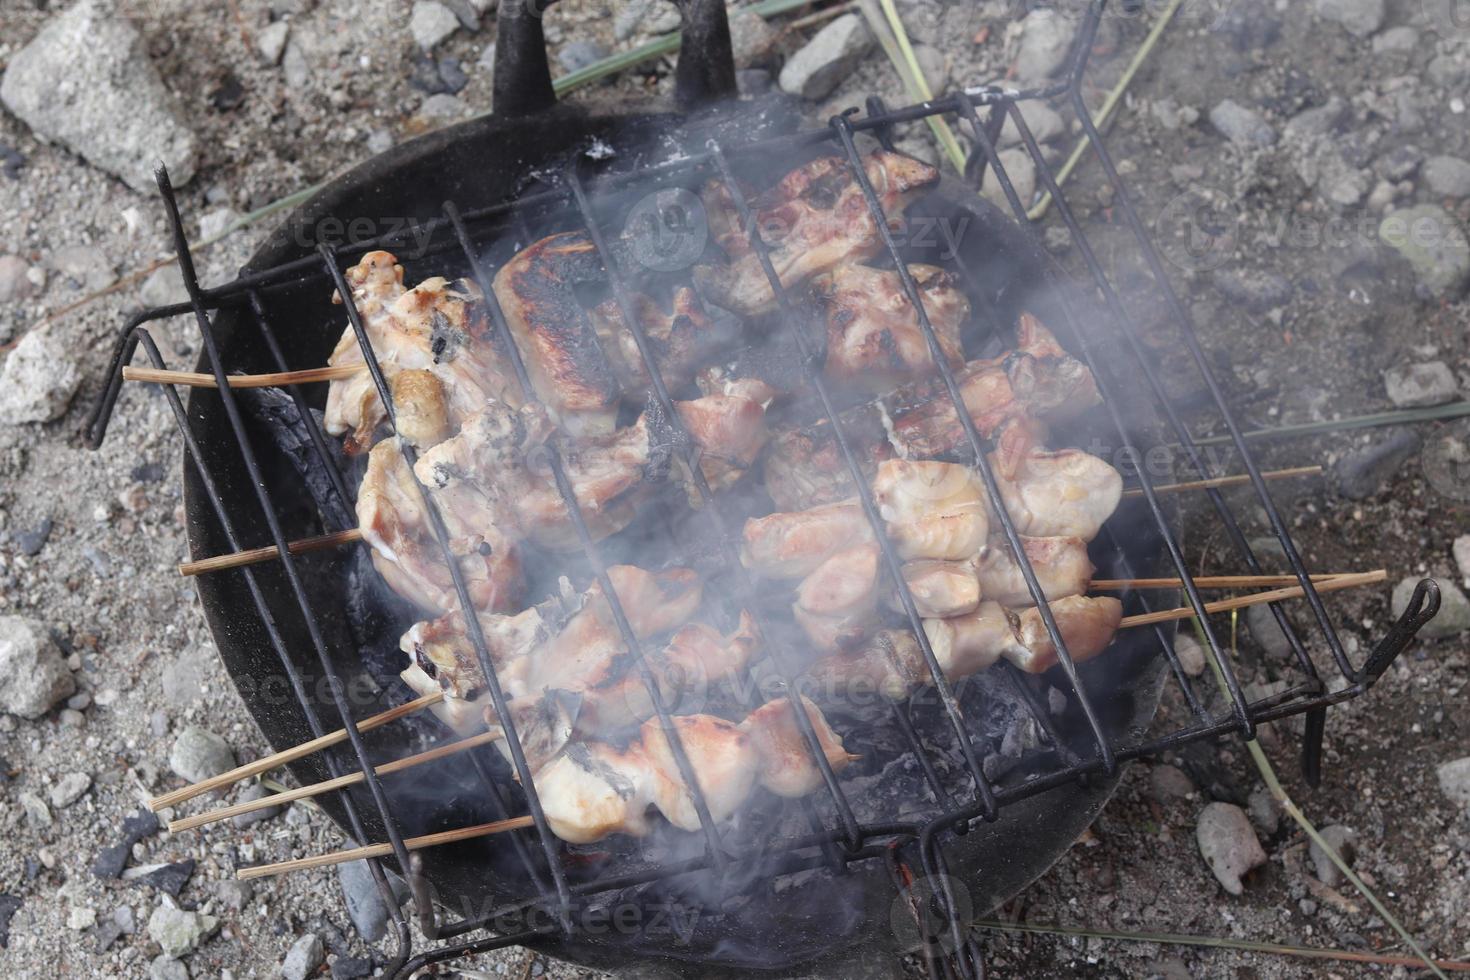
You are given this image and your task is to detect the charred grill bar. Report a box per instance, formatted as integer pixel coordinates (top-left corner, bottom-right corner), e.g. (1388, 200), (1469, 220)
(88, 2), (1441, 977)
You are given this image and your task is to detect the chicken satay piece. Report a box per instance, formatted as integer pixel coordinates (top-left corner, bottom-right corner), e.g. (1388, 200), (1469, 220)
(357, 437), (524, 617)
(694, 152), (941, 315)
(988, 448), (1122, 542)
(491, 232), (620, 439)
(872, 460), (990, 562)
(803, 628), (931, 702)
(534, 741), (657, 844)
(673, 392), (769, 499)
(793, 544), (881, 653)
(762, 414), (893, 512)
(389, 369), (452, 449)
(974, 535), (1094, 608)
(325, 251), (518, 452)
(817, 263), (968, 394)
(926, 595), (1123, 677)
(639, 714), (760, 831)
(891, 560), (983, 619)
(740, 694), (859, 798)
(741, 499), (875, 580)
(587, 286), (737, 398)
(920, 601), (1016, 680)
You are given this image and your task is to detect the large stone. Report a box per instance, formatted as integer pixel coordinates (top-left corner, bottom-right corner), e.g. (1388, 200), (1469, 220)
(1210, 99), (1277, 148)
(0, 0), (197, 192)
(778, 14), (872, 101)
(0, 615), (75, 717)
(1332, 428), (1420, 499)
(1013, 8), (1078, 84)
(1315, 0), (1386, 37)
(1391, 576), (1470, 638)
(1424, 156), (1470, 198)
(146, 903), (218, 959)
(1379, 204), (1470, 297)
(1383, 361), (1459, 407)
(168, 726), (236, 784)
(997, 101), (1066, 147)
(1196, 802), (1267, 895)
(410, 0), (460, 50)
(257, 20), (290, 66)
(0, 326), (83, 424)
(281, 932), (324, 980)
(1437, 757), (1470, 812)
(337, 860), (389, 942)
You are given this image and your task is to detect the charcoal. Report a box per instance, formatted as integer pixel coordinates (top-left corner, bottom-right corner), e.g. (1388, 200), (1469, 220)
(237, 385), (355, 529)
(91, 808), (161, 879)
(0, 895), (20, 949)
(123, 859), (196, 898)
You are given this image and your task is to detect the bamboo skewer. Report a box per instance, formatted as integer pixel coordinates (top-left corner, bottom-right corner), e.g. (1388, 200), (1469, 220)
(122, 362), (365, 388)
(237, 815), (536, 879)
(146, 692), (444, 812)
(168, 729), (503, 833)
(1092, 573), (1348, 591)
(1121, 465), (1321, 498)
(178, 528), (365, 577)
(234, 571), (1387, 881)
(1117, 569), (1385, 629)
(176, 466), (1325, 579)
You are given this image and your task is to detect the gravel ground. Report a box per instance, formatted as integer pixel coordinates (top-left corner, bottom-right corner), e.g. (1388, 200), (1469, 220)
(0, 0), (1468, 978)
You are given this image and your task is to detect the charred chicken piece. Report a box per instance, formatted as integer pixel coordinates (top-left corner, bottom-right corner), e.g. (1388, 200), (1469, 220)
(587, 286), (736, 398)
(399, 565), (704, 736)
(762, 315), (1100, 510)
(695, 151), (941, 315)
(817, 263), (968, 394)
(533, 698), (856, 843)
(325, 251), (517, 453)
(356, 436), (524, 618)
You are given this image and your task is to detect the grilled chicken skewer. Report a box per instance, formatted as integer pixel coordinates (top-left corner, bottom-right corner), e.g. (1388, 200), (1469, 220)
(323, 250), (519, 454)
(816, 263), (969, 393)
(763, 314), (1100, 510)
(531, 697), (857, 843)
(694, 151), (941, 316)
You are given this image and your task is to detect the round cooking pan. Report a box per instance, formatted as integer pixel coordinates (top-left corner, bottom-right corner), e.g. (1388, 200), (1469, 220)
(180, 3), (1173, 975)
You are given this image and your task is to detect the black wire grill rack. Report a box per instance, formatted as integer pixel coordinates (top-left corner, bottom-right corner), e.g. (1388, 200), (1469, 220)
(86, 3), (1440, 977)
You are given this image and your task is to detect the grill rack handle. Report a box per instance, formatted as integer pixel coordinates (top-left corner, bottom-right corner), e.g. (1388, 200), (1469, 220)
(493, 0), (737, 116)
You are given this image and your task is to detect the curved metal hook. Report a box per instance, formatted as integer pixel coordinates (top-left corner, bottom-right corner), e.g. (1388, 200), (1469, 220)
(1362, 578), (1441, 683)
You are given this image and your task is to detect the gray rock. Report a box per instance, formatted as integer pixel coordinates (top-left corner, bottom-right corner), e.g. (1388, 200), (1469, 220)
(282, 41), (310, 89)
(231, 783), (282, 829)
(1148, 764), (1194, 801)
(1150, 97), (1199, 131)
(1379, 204), (1470, 297)
(1172, 634), (1207, 677)
(1013, 8), (1078, 83)
(160, 655), (205, 706)
(168, 726), (236, 784)
(410, 0), (460, 50)
(0, 255), (34, 302)
(114, 906), (136, 934)
(332, 956), (374, 979)
(337, 860), (389, 942)
(778, 14), (871, 101)
(147, 903), (218, 959)
(982, 147), (1037, 211)
(1392, 576), (1470, 638)
(51, 244), (115, 291)
(257, 21), (290, 66)
(729, 10), (779, 68)
(1247, 785), (1281, 836)
(1308, 824), (1357, 887)
(0, 615), (75, 717)
(0, 0), (197, 192)
(67, 906), (97, 931)
(19, 792), (51, 830)
(1437, 757), (1470, 811)
(998, 101), (1066, 147)
(1332, 428), (1420, 499)
(49, 772), (91, 809)
(1383, 361), (1459, 407)
(419, 93), (467, 120)
(1454, 535), (1470, 586)
(1213, 268), (1293, 312)
(1246, 604), (1294, 660)
(0, 324), (83, 424)
(1210, 99), (1277, 148)
(1195, 802), (1267, 895)
(1283, 97), (1350, 143)
(1315, 0), (1385, 37)
(198, 208), (240, 243)
(1379, 143), (1423, 182)
(439, 0), (481, 31)
(557, 40), (609, 74)
(281, 932), (324, 980)
(1372, 26), (1419, 53)
(1425, 156), (1470, 198)
(613, 0), (680, 42)
(139, 265), (187, 310)
(149, 955), (189, 980)
(215, 879), (254, 912)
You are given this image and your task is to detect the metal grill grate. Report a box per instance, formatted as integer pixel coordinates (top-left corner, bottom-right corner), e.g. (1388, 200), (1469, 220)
(87, 4), (1440, 976)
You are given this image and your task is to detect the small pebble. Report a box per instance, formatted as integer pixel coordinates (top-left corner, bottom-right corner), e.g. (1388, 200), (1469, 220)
(1148, 764), (1195, 801)
(1172, 634), (1207, 677)
(149, 954), (189, 980)
(1196, 801), (1267, 895)
(281, 932), (325, 980)
(231, 783), (283, 830)
(67, 906), (97, 931)
(18, 792), (52, 829)
(1309, 824), (1357, 887)
(49, 772), (92, 808)
(168, 726), (236, 783)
